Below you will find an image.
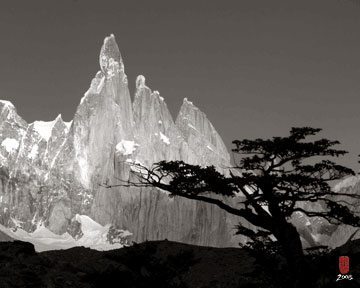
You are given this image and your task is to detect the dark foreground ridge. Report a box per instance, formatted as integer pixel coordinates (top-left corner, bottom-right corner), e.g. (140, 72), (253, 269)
(0, 239), (359, 288)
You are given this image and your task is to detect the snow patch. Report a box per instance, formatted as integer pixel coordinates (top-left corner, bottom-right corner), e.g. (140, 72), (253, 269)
(64, 120), (72, 130)
(116, 140), (139, 156)
(159, 132), (170, 145)
(1, 138), (19, 153)
(33, 120), (57, 141)
(75, 215), (131, 250)
(3, 215), (132, 252)
(206, 145), (213, 151)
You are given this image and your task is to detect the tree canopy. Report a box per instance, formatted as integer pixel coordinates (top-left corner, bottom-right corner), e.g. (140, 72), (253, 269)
(104, 127), (360, 286)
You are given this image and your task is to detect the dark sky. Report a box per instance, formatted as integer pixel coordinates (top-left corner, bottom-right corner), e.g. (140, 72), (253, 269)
(1, 0), (360, 170)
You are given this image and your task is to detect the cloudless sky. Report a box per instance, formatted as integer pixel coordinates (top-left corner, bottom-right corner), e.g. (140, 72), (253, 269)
(1, 0), (360, 170)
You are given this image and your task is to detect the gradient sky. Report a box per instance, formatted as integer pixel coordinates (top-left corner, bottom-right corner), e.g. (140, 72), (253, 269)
(1, 0), (360, 170)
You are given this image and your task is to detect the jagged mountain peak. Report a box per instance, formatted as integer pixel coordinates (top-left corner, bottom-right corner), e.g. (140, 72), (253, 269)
(0, 34), (237, 249)
(52, 114), (72, 131)
(0, 100), (25, 124)
(134, 76), (169, 116)
(176, 98), (203, 125)
(176, 97), (230, 165)
(99, 34), (124, 77)
(182, 97), (198, 109)
(31, 114), (69, 141)
(136, 75), (147, 89)
(55, 113), (63, 121)
(0, 100), (15, 110)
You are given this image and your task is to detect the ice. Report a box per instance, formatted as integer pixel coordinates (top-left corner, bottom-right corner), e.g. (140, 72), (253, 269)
(116, 140), (139, 156)
(1, 138), (19, 153)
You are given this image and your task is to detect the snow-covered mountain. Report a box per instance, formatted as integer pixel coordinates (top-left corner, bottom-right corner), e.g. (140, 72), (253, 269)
(0, 34), (239, 249)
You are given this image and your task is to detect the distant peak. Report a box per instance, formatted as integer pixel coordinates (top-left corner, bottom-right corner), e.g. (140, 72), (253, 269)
(99, 34), (124, 75)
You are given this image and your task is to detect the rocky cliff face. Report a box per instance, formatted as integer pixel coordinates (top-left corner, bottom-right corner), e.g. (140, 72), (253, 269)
(0, 35), (239, 247)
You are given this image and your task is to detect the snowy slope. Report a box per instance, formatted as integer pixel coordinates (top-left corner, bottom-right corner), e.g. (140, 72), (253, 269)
(0, 215), (131, 252)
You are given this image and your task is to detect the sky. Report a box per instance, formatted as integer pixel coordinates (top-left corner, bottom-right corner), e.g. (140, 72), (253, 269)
(1, 0), (360, 170)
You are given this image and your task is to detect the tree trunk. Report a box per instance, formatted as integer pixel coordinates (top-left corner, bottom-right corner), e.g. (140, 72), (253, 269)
(273, 222), (306, 288)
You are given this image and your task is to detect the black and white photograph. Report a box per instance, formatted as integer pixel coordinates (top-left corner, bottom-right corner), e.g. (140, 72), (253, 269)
(0, 0), (360, 287)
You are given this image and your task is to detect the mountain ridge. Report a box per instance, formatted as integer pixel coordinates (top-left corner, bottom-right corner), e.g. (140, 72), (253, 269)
(0, 34), (239, 248)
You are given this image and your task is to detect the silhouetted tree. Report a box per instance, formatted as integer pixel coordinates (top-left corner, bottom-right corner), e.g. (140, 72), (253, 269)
(105, 127), (360, 287)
